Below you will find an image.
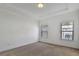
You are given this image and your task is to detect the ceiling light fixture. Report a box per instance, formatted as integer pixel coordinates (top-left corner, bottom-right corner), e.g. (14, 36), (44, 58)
(37, 3), (44, 8)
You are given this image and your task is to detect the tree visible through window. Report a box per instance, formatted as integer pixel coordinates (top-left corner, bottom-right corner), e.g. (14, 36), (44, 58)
(61, 21), (74, 40)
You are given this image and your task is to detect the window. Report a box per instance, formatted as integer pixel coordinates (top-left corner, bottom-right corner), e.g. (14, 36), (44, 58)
(61, 21), (74, 40)
(40, 25), (48, 39)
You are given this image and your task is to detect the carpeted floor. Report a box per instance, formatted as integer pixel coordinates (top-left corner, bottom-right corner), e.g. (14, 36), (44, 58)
(0, 42), (79, 56)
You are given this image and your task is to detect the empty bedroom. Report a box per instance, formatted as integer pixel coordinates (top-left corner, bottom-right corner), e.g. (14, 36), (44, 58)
(0, 3), (79, 56)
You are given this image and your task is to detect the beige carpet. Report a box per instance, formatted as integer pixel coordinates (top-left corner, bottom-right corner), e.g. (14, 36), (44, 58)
(0, 42), (79, 56)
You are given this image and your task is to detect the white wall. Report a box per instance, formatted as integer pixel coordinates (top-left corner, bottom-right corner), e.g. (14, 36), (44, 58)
(0, 6), (39, 52)
(40, 10), (79, 49)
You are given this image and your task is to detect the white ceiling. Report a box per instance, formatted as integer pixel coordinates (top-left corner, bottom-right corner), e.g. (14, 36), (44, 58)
(0, 3), (79, 20)
(8, 3), (67, 17)
(11, 4), (67, 15)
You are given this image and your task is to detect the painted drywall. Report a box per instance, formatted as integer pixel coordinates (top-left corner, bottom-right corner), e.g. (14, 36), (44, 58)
(40, 10), (79, 49)
(0, 7), (39, 52)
